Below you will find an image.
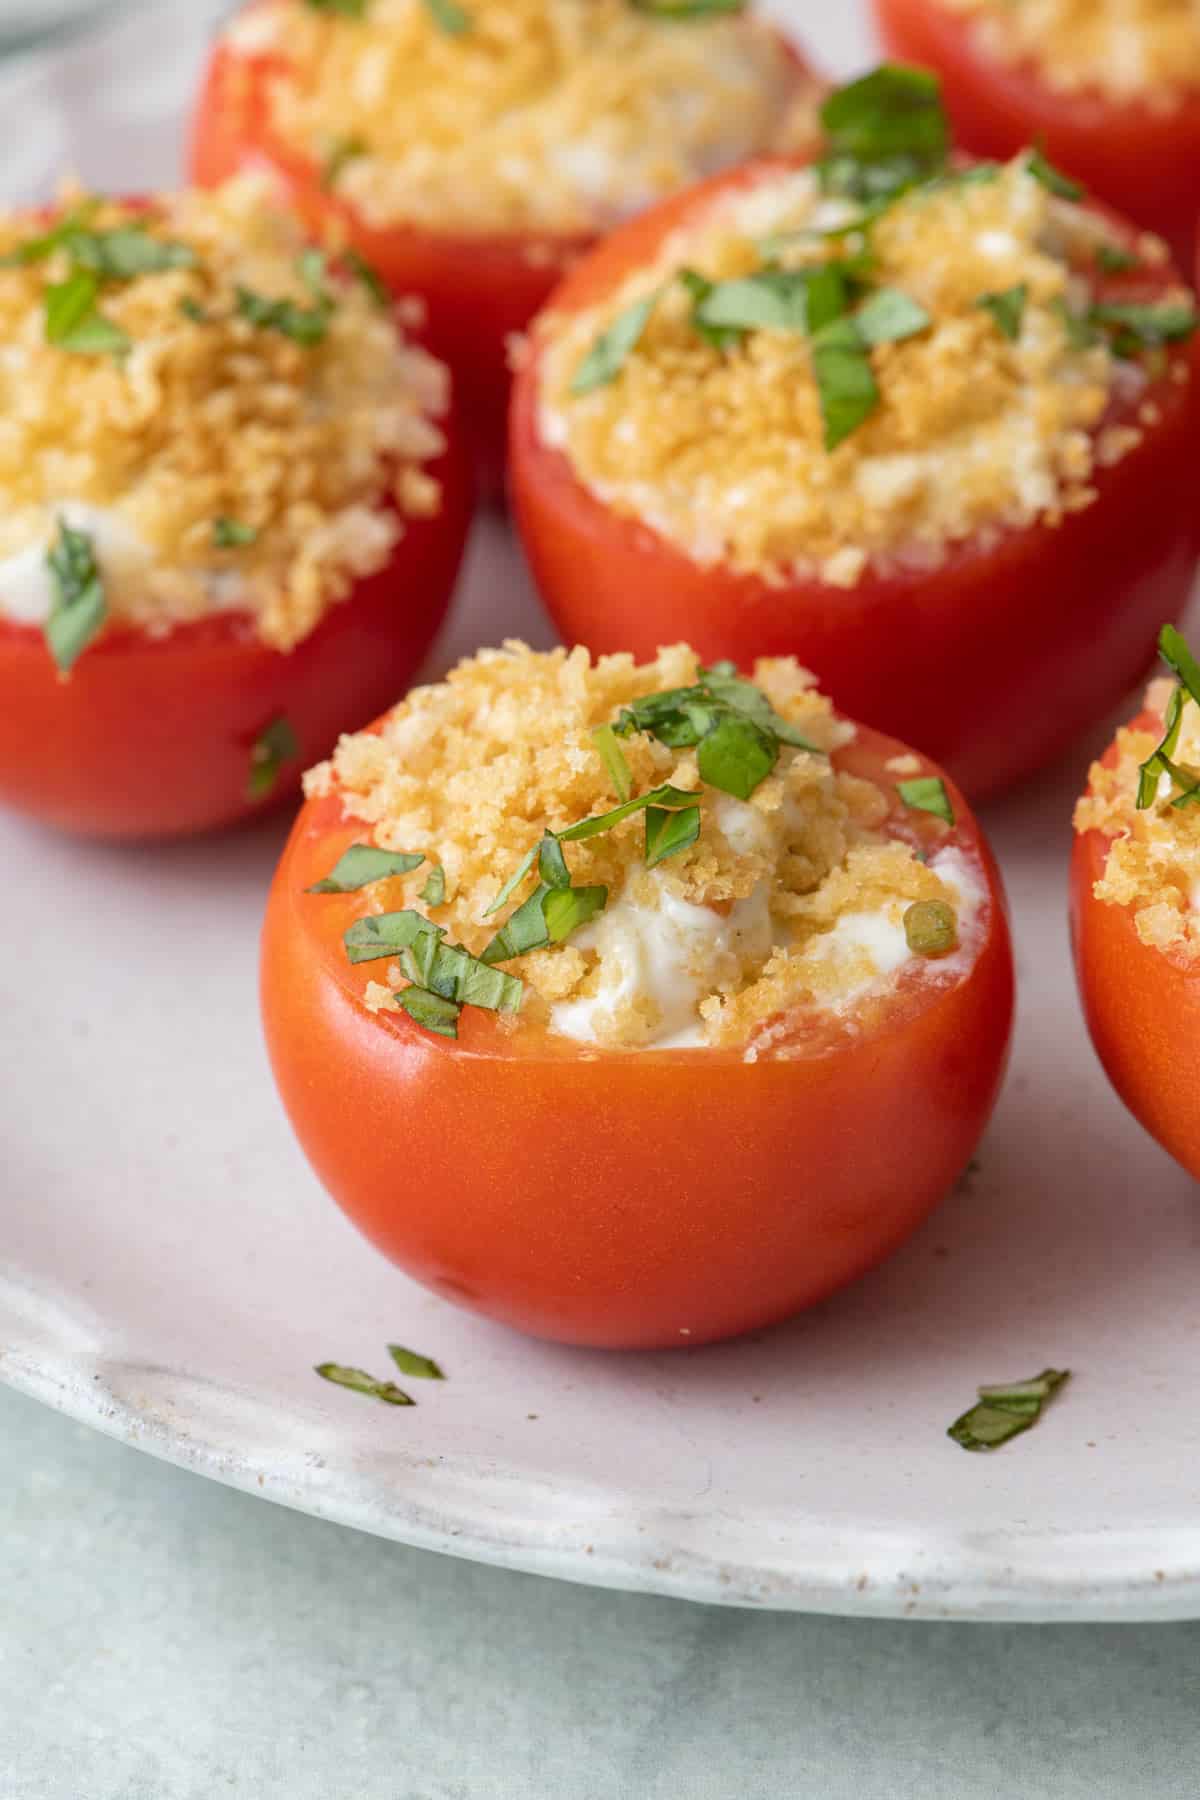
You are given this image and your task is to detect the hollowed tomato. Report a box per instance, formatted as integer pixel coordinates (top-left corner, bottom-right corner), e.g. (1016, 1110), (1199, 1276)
(261, 714), (1014, 1350)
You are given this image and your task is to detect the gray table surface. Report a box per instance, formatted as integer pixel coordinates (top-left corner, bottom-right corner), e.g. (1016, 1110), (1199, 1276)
(3, 1382), (1198, 1799)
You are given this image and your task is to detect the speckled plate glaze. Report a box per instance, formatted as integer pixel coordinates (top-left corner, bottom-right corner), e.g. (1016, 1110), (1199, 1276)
(4, 0), (1200, 1623)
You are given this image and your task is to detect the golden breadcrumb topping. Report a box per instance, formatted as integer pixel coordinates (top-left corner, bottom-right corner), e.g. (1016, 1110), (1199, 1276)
(535, 155), (1180, 586)
(305, 643), (985, 1051)
(1075, 677), (1200, 961)
(227, 0), (821, 235)
(936, 0), (1200, 107)
(0, 179), (448, 650)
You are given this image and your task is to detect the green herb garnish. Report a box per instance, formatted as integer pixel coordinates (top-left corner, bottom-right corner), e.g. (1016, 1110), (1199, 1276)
(853, 285), (931, 346)
(1025, 147), (1083, 200)
(66, 226), (195, 280)
(44, 271), (129, 356)
(213, 517), (258, 548)
(236, 282), (331, 346)
(247, 716), (299, 802)
(628, 0), (745, 14)
(397, 989), (461, 1036)
(388, 1345), (445, 1380)
(425, 0), (472, 30)
(976, 283), (1027, 342)
(690, 264), (850, 337)
(811, 317), (879, 451)
(44, 519), (105, 673)
(948, 1368), (1070, 1452)
(308, 844), (425, 893)
(420, 864), (447, 906)
(343, 247), (389, 309)
(343, 908), (441, 963)
(315, 1362), (413, 1405)
(1094, 244), (1139, 275)
(1088, 300), (1198, 353)
(592, 722), (633, 802)
(571, 292), (657, 394)
(897, 775), (954, 824)
(817, 64), (948, 204)
(303, 0), (369, 13)
(1137, 624), (1200, 808)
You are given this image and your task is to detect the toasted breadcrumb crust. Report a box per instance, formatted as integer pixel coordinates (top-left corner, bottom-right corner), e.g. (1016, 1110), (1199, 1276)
(1075, 676), (1200, 960)
(226, 0), (821, 236)
(935, 0), (1200, 107)
(305, 643), (976, 1049)
(0, 179), (448, 650)
(535, 157), (1181, 585)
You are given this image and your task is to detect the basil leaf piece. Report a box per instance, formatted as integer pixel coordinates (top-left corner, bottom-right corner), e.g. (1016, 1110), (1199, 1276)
(247, 716), (299, 801)
(697, 713), (776, 801)
(592, 722), (633, 802)
(315, 1362), (413, 1405)
(948, 1368), (1070, 1453)
(481, 885), (554, 964)
(1138, 625), (1200, 807)
(543, 884), (609, 942)
(693, 265), (848, 336)
(398, 988), (461, 1037)
(1025, 148), (1083, 200)
(1137, 684), (1185, 809)
(67, 227), (196, 279)
(557, 783), (703, 843)
(213, 517), (258, 548)
(571, 293), (656, 394)
(698, 663), (822, 751)
(853, 285), (931, 346)
(811, 317), (879, 451)
(402, 940), (522, 1013)
(303, 0), (369, 13)
(388, 1345), (445, 1381)
(678, 268), (742, 349)
(976, 283), (1027, 342)
(484, 843), (540, 917)
(0, 203), (99, 267)
(1088, 301), (1198, 350)
(309, 845), (425, 893)
(897, 775), (954, 824)
(236, 284), (331, 346)
(645, 804), (701, 869)
(344, 909), (443, 963)
(45, 271), (130, 356)
(538, 835), (572, 890)
(179, 296), (208, 323)
(425, 0), (472, 30)
(44, 519), (105, 673)
(1053, 297), (1101, 350)
(628, 0), (744, 14)
(1095, 244), (1139, 274)
(820, 64), (947, 163)
(343, 247), (389, 309)
(1159, 623), (1200, 706)
(420, 864), (446, 906)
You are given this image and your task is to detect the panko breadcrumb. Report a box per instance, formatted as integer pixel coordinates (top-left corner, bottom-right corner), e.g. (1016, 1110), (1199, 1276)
(0, 179), (448, 650)
(306, 642), (983, 1050)
(227, 0), (821, 236)
(1075, 676), (1200, 961)
(535, 155), (1181, 586)
(934, 0), (1200, 107)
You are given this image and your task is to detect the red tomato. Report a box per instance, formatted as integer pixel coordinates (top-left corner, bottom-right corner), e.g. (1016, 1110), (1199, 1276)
(510, 158), (1200, 802)
(261, 719), (1014, 1350)
(874, 0), (1200, 270)
(1071, 704), (1200, 1179)
(0, 438), (471, 840)
(189, 22), (817, 497)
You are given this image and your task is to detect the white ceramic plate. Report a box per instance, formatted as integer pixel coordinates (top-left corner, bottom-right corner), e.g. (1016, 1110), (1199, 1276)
(5, 0), (1200, 1624)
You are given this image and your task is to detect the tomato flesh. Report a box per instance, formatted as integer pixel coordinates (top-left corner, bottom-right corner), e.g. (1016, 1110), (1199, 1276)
(261, 721), (1014, 1350)
(0, 439), (472, 840)
(874, 0), (1200, 270)
(1071, 707), (1200, 1179)
(509, 158), (1200, 802)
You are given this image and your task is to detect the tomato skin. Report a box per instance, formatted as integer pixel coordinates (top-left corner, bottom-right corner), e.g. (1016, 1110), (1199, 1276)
(189, 27), (817, 497)
(1071, 708), (1200, 1179)
(0, 437), (472, 840)
(510, 158), (1200, 802)
(261, 726), (1014, 1350)
(873, 0), (1200, 270)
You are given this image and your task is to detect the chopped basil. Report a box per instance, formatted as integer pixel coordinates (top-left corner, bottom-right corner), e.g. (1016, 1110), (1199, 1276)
(853, 285), (931, 346)
(398, 989), (460, 1035)
(247, 716), (299, 802)
(811, 317), (879, 451)
(691, 264), (849, 337)
(179, 296), (208, 323)
(592, 723), (633, 802)
(645, 804), (701, 868)
(235, 283), (331, 346)
(0, 204), (99, 267)
(308, 844), (425, 893)
(538, 834), (572, 890)
(571, 293), (657, 393)
(44, 271), (129, 356)
(315, 1363), (413, 1405)
(425, 0), (472, 30)
(343, 247), (389, 309)
(615, 663), (821, 798)
(66, 227), (195, 279)
(387, 1345), (445, 1381)
(557, 781), (703, 844)
(976, 283), (1027, 342)
(948, 1368), (1070, 1452)
(1088, 301), (1198, 353)
(542, 883), (610, 942)
(1053, 297), (1100, 350)
(480, 886), (558, 963)
(817, 65), (948, 204)
(1025, 148), (1083, 201)
(678, 268), (743, 349)
(483, 843), (541, 918)
(44, 519), (105, 673)
(1137, 683), (1186, 809)
(420, 864), (447, 906)
(903, 898), (957, 956)
(1094, 244), (1139, 275)
(897, 775), (954, 824)
(344, 909), (443, 963)
(322, 133), (366, 188)
(628, 0), (744, 14)
(1137, 625), (1200, 808)
(303, 0), (369, 13)
(213, 517), (258, 548)
(697, 713), (776, 801)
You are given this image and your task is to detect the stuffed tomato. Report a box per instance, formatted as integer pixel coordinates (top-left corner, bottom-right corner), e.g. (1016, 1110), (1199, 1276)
(511, 66), (1199, 802)
(1072, 625), (1200, 1180)
(191, 0), (822, 494)
(874, 0), (1200, 270)
(262, 641), (1014, 1350)
(0, 180), (471, 841)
